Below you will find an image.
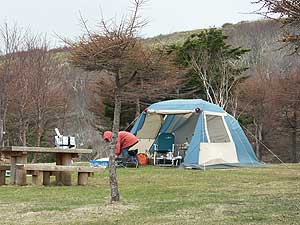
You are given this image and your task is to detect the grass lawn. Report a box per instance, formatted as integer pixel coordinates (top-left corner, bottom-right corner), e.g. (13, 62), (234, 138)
(0, 164), (299, 225)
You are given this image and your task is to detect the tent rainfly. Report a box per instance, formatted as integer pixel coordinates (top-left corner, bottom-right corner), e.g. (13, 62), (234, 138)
(130, 99), (261, 169)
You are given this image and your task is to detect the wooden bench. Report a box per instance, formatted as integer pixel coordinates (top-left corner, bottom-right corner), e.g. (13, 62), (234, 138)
(0, 165), (10, 185)
(16, 164), (103, 186)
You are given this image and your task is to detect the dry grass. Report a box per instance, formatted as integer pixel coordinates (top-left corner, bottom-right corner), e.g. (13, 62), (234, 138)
(0, 202), (137, 225)
(0, 164), (299, 225)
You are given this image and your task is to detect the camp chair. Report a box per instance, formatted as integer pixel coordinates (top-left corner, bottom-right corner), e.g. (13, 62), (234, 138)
(153, 133), (178, 166)
(116, 149), (139, 168)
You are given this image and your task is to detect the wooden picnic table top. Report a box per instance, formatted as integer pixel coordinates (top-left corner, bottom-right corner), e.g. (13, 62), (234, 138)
(0, 146), (92, 154)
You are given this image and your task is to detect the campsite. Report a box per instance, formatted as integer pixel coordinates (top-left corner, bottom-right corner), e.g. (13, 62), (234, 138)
(131, 99), (260, 168)
(0, 0), (300, 224)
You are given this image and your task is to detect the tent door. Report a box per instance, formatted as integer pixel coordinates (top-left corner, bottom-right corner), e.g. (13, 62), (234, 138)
(131, 139), (155, 154)
(199, 112), (238, 166)
(135, 113), (163, 154)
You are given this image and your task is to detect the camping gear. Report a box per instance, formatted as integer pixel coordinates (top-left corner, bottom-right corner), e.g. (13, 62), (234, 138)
(128, 149), (138, 156)
(5, 170), (10, 177)
(137, 153), (148, 165)
(54, 128), (76, 149)
(90, 158), (109, 168)
(116, 149), (139, 168)
(130, 99), (261, 169)
(153, 133), (178, 166)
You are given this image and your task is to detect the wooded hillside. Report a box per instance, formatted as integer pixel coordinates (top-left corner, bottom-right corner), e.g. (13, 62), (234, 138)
(0, 19), (299, 163)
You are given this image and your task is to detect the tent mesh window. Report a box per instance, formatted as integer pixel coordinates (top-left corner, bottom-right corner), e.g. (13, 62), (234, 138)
(165, 113), (199, 144)
(206, 115), (230, 143)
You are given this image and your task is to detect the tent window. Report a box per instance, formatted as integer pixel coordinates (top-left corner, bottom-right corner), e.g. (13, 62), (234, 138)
(165, 113), (198, 144)
(205, 114), (231, 143)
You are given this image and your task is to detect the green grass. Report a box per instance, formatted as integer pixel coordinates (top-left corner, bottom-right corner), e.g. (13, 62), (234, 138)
(0, 164), (299, 225)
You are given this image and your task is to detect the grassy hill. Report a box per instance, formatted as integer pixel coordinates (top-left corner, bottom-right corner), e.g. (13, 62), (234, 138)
(1, 164), (299, 225)
(143, 29), (203, 46)
(142, 20), (277, 46)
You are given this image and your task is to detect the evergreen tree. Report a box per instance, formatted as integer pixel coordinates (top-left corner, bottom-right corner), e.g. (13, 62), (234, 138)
(169, 28), (250, 110)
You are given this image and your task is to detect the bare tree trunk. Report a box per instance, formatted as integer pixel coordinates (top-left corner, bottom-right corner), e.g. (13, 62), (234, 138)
(255, 122), (263, 161)
(0, 119), (3, 147)
(231, 96), (238, 118)
(0, 106), (8, 147)
(108, 83), (121, 202)
(22, 122), (28, 147)
(22, 128), (27, 147)
(32, 123), (41, 163)
(0, 117), (5, 162)
(291, 128), (297, 163)
(291, 110), (297, 163)
(135, 97), (140, 118)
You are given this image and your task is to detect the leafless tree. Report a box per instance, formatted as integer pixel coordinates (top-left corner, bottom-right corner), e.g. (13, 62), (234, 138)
(29, 40), (66, 162)
(9, 49), (33, 146)
(0, 23), (25, 147)
(236, 64), (277, 160)
(255, 0), (300, 54)
(0, 28), (70, 157)
(66, 0), (149, 202)
(274, 70), (300, 162)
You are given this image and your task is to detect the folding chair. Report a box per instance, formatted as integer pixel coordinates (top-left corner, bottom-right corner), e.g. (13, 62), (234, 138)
(116, 149), (138, 168)
(153, 133), (178, 166)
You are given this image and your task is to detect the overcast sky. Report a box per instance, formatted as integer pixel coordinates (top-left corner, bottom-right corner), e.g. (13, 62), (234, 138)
(0, 0), (263, 46)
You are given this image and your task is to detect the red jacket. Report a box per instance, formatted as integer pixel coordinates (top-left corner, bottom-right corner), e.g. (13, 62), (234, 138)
(103, 131), (138, 156)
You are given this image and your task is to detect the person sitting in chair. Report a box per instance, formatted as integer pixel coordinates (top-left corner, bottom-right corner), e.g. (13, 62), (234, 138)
(103, 131), (138, 158)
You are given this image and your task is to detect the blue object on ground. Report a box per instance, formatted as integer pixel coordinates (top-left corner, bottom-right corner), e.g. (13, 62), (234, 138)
(90, 158), (109, 168)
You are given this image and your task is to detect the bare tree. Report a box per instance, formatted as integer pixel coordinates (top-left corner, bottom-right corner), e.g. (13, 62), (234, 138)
(274, 71), (300, 162)
(0, 22), (25, 147)
(236, 64), (277, 160)
(66, 0), (149, 202)
(8, 50), (33, 146)
(29, 42), (66, 162)
(255, 0), (300, 54)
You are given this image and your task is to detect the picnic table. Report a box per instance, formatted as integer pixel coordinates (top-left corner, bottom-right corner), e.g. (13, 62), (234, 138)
(0, 146), (92, 185)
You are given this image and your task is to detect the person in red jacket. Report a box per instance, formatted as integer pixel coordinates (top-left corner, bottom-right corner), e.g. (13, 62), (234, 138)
(103, 131), (138, 157)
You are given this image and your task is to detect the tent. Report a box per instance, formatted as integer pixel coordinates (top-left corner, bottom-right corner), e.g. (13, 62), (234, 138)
(130, 99), (261, 168)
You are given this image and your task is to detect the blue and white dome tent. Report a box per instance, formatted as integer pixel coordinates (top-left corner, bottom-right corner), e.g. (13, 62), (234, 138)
(130, 99), (261, 168)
